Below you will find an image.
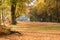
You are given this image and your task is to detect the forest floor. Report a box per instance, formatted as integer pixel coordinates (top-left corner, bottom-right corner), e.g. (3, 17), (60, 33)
(0, 22), (60, 40)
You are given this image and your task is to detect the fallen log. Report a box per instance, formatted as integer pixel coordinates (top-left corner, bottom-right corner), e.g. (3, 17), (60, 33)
(0, 25), (21, 35)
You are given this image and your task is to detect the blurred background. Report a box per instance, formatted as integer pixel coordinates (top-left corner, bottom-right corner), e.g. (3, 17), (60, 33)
(0, 0), (60, 25)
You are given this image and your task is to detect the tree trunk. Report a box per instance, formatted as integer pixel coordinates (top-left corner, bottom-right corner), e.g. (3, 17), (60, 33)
(11, 4), (17, 25)
(56, 0), (60, 23)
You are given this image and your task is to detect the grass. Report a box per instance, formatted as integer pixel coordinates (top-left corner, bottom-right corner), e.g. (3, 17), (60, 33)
(20, 22), (60, 30)
(27, 23), (60, 30)
(18, 26), (60, 31)
(28, 27), (60, 30)
(4, 22), (60, 31)
(26, 25), (60, 30)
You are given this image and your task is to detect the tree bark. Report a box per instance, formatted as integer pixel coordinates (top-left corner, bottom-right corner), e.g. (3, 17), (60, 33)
(11, 4), (17, 25)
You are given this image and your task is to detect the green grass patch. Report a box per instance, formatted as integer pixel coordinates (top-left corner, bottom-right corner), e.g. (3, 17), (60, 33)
(28, 27), (60, 30)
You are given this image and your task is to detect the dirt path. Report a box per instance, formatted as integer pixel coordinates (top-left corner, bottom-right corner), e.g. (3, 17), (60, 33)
(0, 30), (60, 40)
(0, 22), (60, 40)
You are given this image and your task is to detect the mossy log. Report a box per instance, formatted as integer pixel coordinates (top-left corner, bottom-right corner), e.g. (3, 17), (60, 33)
(0, 25), (21, 35)
(0, 25), (11, 35)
